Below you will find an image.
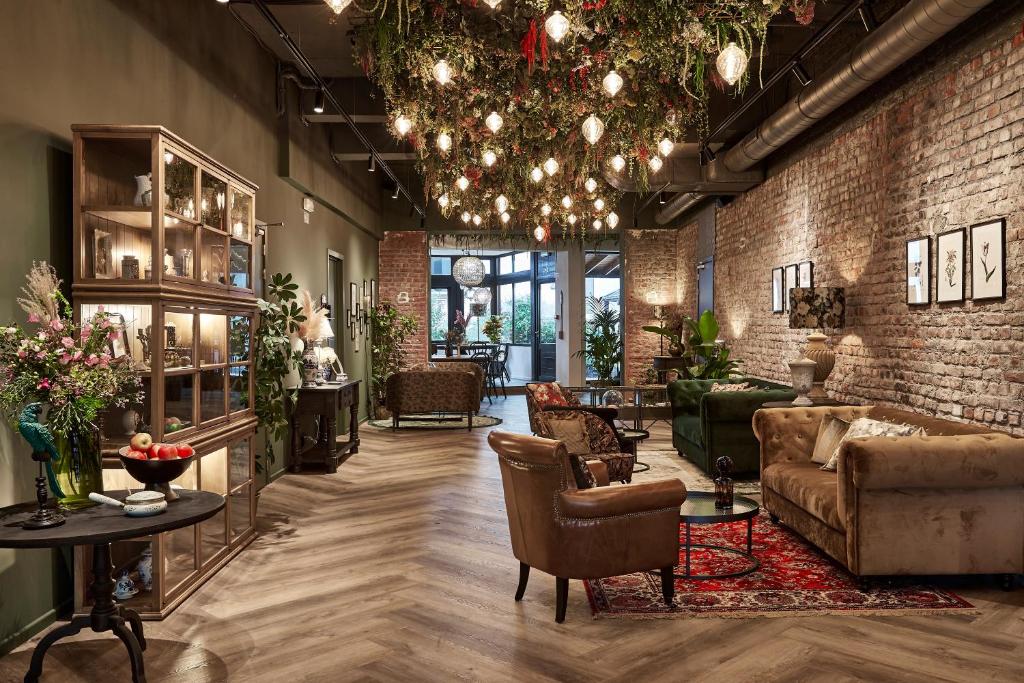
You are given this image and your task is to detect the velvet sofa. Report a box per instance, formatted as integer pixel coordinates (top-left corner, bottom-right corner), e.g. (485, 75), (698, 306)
(753, 405), (1024, 580)
(385, 363), (483, 429)
(668, 377), (795, 475)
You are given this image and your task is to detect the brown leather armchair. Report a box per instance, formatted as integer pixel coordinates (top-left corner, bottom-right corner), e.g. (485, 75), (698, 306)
(488, 431), (687, 622)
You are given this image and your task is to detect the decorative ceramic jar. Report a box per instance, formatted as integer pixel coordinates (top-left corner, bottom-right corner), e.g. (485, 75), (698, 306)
(137, 545), (154, 591)
(788, 357), (817, 406)
(133, 173), (152, 207)
(302, 342), (320, 386)
(714, 455), (734, 509)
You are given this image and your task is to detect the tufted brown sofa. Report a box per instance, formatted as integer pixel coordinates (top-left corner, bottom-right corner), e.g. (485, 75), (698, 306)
(753, 406), (1024, 580)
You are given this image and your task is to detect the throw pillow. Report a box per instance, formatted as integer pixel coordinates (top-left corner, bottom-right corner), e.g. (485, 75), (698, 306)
(528, 382), (568, 407)
(821, 417), (925, 471)
(710, 382), (751, 393)
(540, 413), (591, 455)
(811, 414), (851, 465)
(569, 453), (598, 489)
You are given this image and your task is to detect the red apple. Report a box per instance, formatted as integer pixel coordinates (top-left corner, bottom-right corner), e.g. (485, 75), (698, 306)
(130, 432), (153, 451)
(157, 444), (179, 460)
(176, 444), (194, 458)
(148, 444), (163, 460)
(124, 449), (147, 460)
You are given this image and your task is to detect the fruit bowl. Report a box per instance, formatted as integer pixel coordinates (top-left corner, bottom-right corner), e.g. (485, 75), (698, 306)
(118, 447), (195, 502)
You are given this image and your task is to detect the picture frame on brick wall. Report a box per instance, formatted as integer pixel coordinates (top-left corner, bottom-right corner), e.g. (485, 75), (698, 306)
(771, 267), (784, 313)
(936, 228), (966, 303)
(798, 261), (814, 288)
(906, 236), (931, 305)
(784, 264), (798, 311)
(970, 218), (1006, 301)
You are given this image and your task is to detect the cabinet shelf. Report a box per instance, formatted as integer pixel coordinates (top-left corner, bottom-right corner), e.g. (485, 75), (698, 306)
(83, 206), (153, 229)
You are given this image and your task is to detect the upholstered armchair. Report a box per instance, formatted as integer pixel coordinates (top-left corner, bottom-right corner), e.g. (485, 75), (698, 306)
(525, 382), (628, 450)
(534, 409), (637, 483)
(488, 431), (686, 622)
(385, 367), (480, 430)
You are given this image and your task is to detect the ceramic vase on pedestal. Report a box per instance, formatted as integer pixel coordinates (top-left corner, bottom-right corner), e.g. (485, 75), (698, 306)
(803, 332), (835, 399)
(301, 340), (320, 386)
(788, 357), (817, 406)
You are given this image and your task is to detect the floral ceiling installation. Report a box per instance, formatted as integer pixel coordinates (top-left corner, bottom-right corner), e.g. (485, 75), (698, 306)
(355, 0), (816, 236)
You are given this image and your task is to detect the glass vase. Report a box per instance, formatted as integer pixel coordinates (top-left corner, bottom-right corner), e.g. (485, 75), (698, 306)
(51, 427), (104, 510)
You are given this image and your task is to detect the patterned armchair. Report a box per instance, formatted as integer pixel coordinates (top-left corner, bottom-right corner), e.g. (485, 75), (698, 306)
(525, 382), (627, 451)
(385, 366), (481, 430)
(534, 410), (637, 483)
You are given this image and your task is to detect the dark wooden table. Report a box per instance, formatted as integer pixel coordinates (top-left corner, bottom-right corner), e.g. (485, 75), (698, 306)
(289, 380), (360, 474)
(0, 490), (224, 682)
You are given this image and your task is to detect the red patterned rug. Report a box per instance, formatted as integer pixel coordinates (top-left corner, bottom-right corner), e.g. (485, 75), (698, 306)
(584, 513), (974, 618)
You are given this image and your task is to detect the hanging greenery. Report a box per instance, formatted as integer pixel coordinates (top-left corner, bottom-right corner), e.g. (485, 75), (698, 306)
(355, 1), (816, 237)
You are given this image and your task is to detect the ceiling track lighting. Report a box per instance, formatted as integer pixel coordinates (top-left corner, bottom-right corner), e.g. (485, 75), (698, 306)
(391, 184), (400, 200)
(792, 63), (811, 87)
(313, 89), (326, 114)
(659, 192), (668, 205)
(368, 154), (376, 172)
(858, 4), (878, 32)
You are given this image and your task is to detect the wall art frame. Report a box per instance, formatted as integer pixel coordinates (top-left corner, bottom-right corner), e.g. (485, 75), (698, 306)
(784, 264), (798, 312)
(905, 236), (931, 306)
(970, 218), (1006, 302)
(797, 261), (814, 289)
(936, 227), (966, 304)
(771, 267), (784, 313)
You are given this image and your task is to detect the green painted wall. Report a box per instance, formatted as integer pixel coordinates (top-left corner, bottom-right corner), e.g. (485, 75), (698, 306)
(0, 0), (382, 653)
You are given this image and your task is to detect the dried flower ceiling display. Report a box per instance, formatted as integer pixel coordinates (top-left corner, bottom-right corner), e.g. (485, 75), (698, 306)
(352, 0), (817, 237)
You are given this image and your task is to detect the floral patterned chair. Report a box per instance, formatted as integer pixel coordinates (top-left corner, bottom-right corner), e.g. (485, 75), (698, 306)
(525, 382), (627, 451)
(533, 410), (637, 484)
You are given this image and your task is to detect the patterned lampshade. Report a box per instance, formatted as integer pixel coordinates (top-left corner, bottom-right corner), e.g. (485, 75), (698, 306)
(789, 287), (845, 330)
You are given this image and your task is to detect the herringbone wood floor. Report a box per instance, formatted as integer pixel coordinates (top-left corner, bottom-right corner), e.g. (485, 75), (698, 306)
(3, 396), (1023, 682)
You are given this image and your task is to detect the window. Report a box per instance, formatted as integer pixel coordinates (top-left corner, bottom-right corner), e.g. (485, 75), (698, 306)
(431, 257), (451, 276)
(512, 281), (533, 344)
(430, 288), (450, 341)
(498, 255), (513, 275)
(498, 284), (514, 343)
(513, 252), (531, 272)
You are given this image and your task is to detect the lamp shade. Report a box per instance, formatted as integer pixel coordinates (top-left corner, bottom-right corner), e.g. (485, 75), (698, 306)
(788, 288), (845, 329)
(316, 316), (336, 341)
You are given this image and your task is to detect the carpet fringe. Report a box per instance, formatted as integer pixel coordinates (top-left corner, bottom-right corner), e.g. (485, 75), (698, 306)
(588, 606), (983, 620)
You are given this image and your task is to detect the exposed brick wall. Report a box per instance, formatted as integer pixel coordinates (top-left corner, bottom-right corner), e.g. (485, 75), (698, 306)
(378, 231), (430, 367)
(715, 15), (1024, 433)
(622, 224), (697, 384)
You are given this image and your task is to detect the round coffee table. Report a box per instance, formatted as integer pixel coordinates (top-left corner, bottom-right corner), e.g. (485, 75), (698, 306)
(676, 491), (760, 580)
(0, 489), (224, 683)
(615, 428), (650, 473)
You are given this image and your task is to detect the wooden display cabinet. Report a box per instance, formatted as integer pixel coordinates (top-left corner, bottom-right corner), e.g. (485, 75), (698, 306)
(71, 125), (259, 619)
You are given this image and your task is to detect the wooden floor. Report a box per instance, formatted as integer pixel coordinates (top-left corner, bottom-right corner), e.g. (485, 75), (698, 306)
(3, 396), (1023, 682)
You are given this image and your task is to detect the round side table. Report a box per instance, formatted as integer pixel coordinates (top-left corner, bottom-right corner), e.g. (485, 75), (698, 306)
(615, 428), (651, 473)
(0, 489), (225, 683)
(676, 491), (760, 580)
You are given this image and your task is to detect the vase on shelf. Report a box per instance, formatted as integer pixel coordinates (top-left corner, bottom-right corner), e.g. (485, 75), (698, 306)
(133, 173), (153, 207)
(667, 341), (683, 357)
(51, 424), (104, 510)
(301, 341), (320, 386)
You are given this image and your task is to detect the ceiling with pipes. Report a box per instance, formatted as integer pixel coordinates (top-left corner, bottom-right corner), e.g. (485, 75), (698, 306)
(230, 0), (908, 230)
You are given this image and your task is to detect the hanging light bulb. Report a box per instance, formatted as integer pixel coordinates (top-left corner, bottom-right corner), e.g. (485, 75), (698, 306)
(592, 219), (603, 231)
(602, 70), (623, 97)
(581, 114), (605, 145)
(606, 211), (619, 229)
(456, 176), (470, 191)
(324, 0), (351, 15)
(530, 166), (544, 183)
(541, 203), (552, 216)
(438, 193), (450, 209)
(534, 225), (547, 242)
(483, 0), (502, 8)
(561, 195), (573, 209)
(584, 177), (598, 194)
(658, 138), (675, 157)
(432, 59), (452, 86)
(609, 154), (626, 172)
(482, 150), (497, 167)
(485, 111), (504, 133)
(544, 11), (570, 42)
(461, 211), (472, 223)
(648, 156), (664, 173)
(437, 132), (452, 153)
(394, 114), (412, 136)
(543, 157), (559, 176)
(472, 214), (482, 226)
(593, 197), (605, 212)
(567, 213), (577, 225)
(716, 42), (748, 86)
(453, 254), (485, 286)
(495, 194), (509, 213)
(500, 211), (511, 224)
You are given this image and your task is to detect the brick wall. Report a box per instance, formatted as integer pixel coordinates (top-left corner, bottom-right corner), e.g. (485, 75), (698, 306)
(378, 231), (430, 367)
(715, 15), (1024, 433)
(622, 224), (697, 384)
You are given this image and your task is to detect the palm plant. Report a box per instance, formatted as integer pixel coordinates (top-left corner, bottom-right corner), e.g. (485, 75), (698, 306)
(574, 297), (623, 385)
(644, 310), (741, 380)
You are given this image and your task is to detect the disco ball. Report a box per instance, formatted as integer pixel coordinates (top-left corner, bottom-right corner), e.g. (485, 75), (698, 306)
(471, 287), (492, 306)
(453, 255), (485, 286)
(602, 389), (624, 407)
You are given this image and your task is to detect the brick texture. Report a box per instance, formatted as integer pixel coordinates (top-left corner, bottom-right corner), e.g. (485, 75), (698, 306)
(715, 17), (1024, 433)
(378, 231), (430, 368)
(622, 224), (697, 384)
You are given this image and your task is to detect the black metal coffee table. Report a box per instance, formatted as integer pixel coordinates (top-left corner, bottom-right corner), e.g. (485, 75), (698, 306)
(676, 491), (760, 580)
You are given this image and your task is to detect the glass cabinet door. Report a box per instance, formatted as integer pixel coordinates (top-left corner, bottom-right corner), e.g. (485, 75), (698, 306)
(200, 173), (227, 231)
(164, 149), (197, 220)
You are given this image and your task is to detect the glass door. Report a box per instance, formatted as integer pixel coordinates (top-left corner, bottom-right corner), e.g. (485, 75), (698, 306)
(535, 281), (557, 381)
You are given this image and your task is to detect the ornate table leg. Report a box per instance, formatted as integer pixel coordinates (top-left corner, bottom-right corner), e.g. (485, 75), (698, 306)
(325, 415), (338, 473)
(349, 397), (360, 454)
(25, 543), (147, 683)
(289, 412), (302, 473)
(684, 522), (691, 577)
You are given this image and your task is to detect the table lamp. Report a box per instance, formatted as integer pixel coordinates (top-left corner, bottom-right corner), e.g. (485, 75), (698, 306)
(313, 317), (336, 385)
(788, 287), (845, 404)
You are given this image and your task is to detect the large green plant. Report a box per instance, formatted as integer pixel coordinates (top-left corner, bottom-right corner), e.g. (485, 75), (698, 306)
(643, 310), (742, 380)
(254, 273), (305, 472)
(574, 297), (623, 385)
(369, 301), (418, 415)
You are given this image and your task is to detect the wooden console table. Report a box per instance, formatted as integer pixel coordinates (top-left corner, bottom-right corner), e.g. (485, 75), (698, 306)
(289, 380), (361, 473)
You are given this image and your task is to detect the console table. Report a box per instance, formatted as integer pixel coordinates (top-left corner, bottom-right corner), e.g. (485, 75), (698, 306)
(289, 380), (361, 473)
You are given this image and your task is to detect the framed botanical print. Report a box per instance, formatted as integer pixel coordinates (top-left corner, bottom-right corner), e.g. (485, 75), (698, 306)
(798, 261), (814, 288)
(349, 282), (359, 339)
(906, 236), (931, 305)
(936, 228), (966, 303)
(784, 264), (798, 311)
(107, 313), (131, 359)
(970, 219), (1006, 301)
(370, 279), (378, 309)
(771, 267), (784, 313)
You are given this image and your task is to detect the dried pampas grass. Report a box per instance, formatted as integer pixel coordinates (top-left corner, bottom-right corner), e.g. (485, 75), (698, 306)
(298, 289), (327, 341)
(18, 261), (62, 322)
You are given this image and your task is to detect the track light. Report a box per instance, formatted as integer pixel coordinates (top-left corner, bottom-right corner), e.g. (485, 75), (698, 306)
(391, 184), (400, 200)
(216, 0), (230, 4)
(858, 4), (878, 31)
(792, 63), (811, 87)
(368, 154), (376, 172)
(313, 89), (326, 114)
(659, 192), (667, 205)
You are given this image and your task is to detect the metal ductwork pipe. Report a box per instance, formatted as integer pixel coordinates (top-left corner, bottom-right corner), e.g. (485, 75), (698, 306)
(655, 193), (710, 224)
(723, 0), (996, 173)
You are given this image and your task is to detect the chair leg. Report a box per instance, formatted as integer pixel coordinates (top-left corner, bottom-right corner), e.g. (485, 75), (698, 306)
(515, 563), (530, 601)
(660, 566), (675, 606)
(555, 577), (569, 623)
(467, 411), (473, 431)
(392, 413), (399, 430)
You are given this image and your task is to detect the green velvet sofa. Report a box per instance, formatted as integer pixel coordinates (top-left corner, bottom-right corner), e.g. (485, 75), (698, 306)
(668, 377), (795, 476)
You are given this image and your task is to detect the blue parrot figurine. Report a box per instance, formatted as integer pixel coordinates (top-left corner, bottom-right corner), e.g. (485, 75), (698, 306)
(18, 402), (64, 499)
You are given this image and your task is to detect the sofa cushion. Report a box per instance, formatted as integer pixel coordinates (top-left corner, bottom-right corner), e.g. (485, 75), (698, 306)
(526, 382), (569, 407)
(569, 452), (598, 489)
(811, 414), (851, 465)
(822, 417), (923, 471)
(762, 462), (844, 531)
(709, 382), (752, 393)
(535, 411), (590, 455)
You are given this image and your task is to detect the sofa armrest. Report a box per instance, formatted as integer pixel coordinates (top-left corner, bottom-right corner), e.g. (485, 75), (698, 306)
(753, 405), (873, 472)
(844, 434), (1024, 491)
(558, 479), (686, 519)
(587, 460), (610, 487)
(667, 380), (714, 416)
(701, 389), (796, 423)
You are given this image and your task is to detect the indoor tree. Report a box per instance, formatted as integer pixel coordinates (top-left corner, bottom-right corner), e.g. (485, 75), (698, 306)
(575, 296), (623, 385)
(369, 301), (418, 418)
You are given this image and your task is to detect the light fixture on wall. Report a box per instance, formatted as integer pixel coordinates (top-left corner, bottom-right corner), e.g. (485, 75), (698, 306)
(313, 89), (326, 114)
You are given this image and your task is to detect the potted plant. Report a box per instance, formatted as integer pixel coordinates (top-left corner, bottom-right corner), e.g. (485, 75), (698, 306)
(0, 262), (145, 508)
(369, 301), (417, 418)
(574, 297), (623, 386)
(483, 315), (505, 344)
(644, 310), (741, 380)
